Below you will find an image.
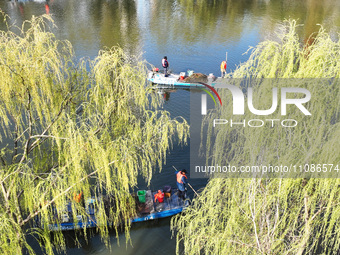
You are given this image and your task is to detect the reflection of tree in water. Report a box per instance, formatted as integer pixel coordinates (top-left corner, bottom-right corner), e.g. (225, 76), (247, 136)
(149, 0), (247, 45)
(4, 0), (340, 59)
(91, 0), (141, 55)
(35, 0), (141, 56)
(149, 0), (340, 47)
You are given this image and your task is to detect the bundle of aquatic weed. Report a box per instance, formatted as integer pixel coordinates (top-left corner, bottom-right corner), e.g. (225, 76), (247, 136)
(184, 73), (208, 83)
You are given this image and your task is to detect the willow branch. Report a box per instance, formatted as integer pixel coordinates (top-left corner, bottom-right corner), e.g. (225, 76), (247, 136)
(20, 168), (100, 226)
(14, 127), (30, 143)
(29, 135), (68, 140)
(10, 114), (19, 164)
(0, 155), (6, 166)
(249, 181), (262, 253)
(15, 89), (32, 168)
(21, 154), (122, 227)
(1, 181), (12, 218)
(27, 95), (72, 154)
(94, 102), (116, 135)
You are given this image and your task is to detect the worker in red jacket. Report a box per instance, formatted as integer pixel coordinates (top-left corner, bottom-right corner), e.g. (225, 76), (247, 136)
(154, 190), (164, 203)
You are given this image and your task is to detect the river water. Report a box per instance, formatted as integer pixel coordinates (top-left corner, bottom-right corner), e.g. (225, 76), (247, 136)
(1, 0), (340, 254)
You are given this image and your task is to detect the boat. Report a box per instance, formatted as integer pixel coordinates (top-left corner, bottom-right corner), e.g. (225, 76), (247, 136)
(131, 189), (189, 223)
(43, 188), (189, 231)
(47, 198), (97, 231)
(147, 70), (223, 88)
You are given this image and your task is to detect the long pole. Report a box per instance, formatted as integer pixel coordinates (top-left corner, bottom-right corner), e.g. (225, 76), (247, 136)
(187, 183), (200, 197)
(172, 166), (200, 197)
(226, 51), (228, 73)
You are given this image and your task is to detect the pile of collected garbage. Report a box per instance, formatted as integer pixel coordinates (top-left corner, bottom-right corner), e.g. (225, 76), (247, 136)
(183, 73), (208, 83)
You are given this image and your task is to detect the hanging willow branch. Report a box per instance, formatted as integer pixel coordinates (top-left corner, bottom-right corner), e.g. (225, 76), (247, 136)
(0, 14), (189, 255)
(172, 20), (340, 255)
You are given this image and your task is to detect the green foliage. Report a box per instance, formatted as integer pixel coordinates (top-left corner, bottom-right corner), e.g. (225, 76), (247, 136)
(233, 19), (340, 78)
(0, 14), (189, 254)
(172, 20), (340, 254)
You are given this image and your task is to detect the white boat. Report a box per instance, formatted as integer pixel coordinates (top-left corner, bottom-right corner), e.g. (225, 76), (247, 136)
(147, 71), (221, 88)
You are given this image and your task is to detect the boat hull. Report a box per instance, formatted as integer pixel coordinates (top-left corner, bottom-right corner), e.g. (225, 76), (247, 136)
(45, 189), (188, 231)
(147, 72), (220, 88)
(131, 189), (189, 223)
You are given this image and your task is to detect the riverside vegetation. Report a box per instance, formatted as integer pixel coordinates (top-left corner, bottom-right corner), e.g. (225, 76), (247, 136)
(172, 20), (340, 255)
(0, 14), (189, 254)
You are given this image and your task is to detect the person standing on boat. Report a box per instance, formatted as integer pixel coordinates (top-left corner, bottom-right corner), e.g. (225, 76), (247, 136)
(162, 56), (169, 77)
(176, 169), (188, 200)
(220, 60), (227, 78)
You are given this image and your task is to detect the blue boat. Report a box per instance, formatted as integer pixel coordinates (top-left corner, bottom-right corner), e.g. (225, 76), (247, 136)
(131, 189), (189, 223)
(45, 188), (189, 231)
(46, 198), (97, 231)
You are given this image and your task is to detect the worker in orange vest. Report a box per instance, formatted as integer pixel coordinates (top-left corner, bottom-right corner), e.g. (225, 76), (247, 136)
(154, 190), (164, 203)
(73, 191), (83, 203)
(175, 169), (188, 200)
(220, 60), (227, 78)
(73, 191), (85, 207)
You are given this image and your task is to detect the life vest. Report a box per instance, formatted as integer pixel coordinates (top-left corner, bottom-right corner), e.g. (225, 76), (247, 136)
(220, 61), (227, 70)
(73, 192), (83, 203)
(177, 171), (187, 184)
(154, 191), (164, 203)
(162, 59), (169, 68)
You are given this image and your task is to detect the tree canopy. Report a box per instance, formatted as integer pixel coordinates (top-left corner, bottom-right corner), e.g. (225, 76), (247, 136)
(172, 20), (340, 255)
(0, 14), (189, 254)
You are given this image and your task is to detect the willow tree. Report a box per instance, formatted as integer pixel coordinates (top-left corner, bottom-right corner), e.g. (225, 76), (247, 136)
(172, 20), (340, 254)
(0, 14), (188, 254)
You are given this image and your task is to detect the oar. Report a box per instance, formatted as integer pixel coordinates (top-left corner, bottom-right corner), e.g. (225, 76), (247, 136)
(172, 165), (200, 197)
